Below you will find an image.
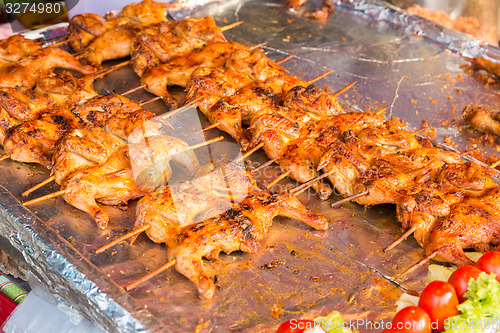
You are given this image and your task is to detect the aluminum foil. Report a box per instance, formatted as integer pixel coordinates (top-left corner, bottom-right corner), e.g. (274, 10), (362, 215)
(0, 0), (499, 332)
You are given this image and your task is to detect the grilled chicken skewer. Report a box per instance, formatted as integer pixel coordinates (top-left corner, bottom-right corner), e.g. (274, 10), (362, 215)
(0, 47), (94, 89)
(113, 165), (329, 297)
(0, 35), (41, 63)
(165, 189), (328, 298)
(23, 136), (223, 228)
(67, 0), (175, 51)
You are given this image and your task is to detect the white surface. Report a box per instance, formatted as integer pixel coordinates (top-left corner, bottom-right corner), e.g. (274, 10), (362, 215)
(1, 273), (103, 333)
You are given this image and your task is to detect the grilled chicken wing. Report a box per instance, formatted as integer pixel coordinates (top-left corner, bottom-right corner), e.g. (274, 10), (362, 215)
(3, 108), (81, 168)
(397, 162), (498, 247)
(354, 147), (462, 206)
(424, 187), (500, 266)
(68, 13), (108, 51)
(117, 0), (169, 25)
(135, 161), (257, 243)
(80, 23), (140, 67)
(61, 146), (149, 229)
(463, 104), (500, 136)
(72, 94), (142, 127)
(132, 17), (226, 75)
(51, 127), (123, 185)
(166, 190), (328, 298)
(278, 120), (342, 199)
(62, 134), (199, 229)
(0, 35), (41, 63)
(0, 47), (94, 88)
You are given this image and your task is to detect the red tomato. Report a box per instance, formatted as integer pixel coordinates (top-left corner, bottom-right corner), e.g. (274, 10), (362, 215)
(276, 319), (318, 333)
(392, 306), (431, 333)
(418, 281), (459, 333)
(497, 245), (500, 251)
(448, 265), (482, 303)
(475, 251), (500, 282)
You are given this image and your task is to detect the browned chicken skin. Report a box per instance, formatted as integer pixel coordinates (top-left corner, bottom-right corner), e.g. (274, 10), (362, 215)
(166, 190), (328, 298)
(135, 161), (258, 244)
(132, 17), (226, 76)
(424, 187), (500, 266)
(80, 23), (141, 67)
(397, 162), (498, 247)
(463, 104), (500, 136)
(0, 35), (41, 63)
(51, 127), (123, 185)
(62, 134), (199, 229)
(67, 0), (169, 51)
(0, 47), (94, 89)
(3, 108), (81, 168)
(62, 146), (149, 229)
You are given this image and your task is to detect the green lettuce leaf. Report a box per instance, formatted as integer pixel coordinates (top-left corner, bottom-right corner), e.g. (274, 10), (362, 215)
(444, 272), (500, 333)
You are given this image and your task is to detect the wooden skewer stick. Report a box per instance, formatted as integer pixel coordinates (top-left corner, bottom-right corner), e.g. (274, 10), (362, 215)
(290, 169), (336, 195)
(0, 155), (10, 162)
(22, 137), (223, 207)
(21, 176), (55, 197)
(22, 189), (66, 207)
(252, 157), (279, 173)
(332, 81), (357, 98)
(275, 53), (297, 65)
(125, 259), (177, 291)
(95, 224), (151, 254)
(160, 100), (199, 121)
(489, 160), (500, 169)
(307, 70), (333, 85)
(189, 136), (224, 150)
(93, 60), (131, 79)
(196, 122), (219, 133)
(220, 21), (243, 32)
(234, 142), (265, 163)
(45, 39), (70, 48)
(121, 84), (146, 96)
(375, 105), (390, 116)
(383, 225), (417, 252)
(331, 190), (369, 208)
(266, 170), (291, 189)
(412, 127), (427, 135)
(249, 42), (267, 50)
(394, 246), (451, 280)
(139, 96), (162, 106)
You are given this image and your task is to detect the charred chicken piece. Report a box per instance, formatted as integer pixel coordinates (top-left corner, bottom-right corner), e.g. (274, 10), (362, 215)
(397, 161), (498, 247)
(139, 41), (248, 106)
(117, 0), (170, 25)
(185, 67), (253, 116)
(51, 127), (123, 185)
(249, 106), (315, 159)
(166, 190), (328, 298)
(80, 23), (141, 67)
(0, 47), (94, 89)
(132, 17), (226, 75)
(354, 147), (462, 207)
(62, 135), (199, 229)
(0, 35), (41, 63)
(67, 13), (108, 51)
(278, 119), (343, 200)
(463, 104), (500, 136)
(72, 94), (142, 127)
(424, 187), (500, 266)
(135, 161), (258, 243)
(3, 108), (81, 168)
(61, 146), (149, 229)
